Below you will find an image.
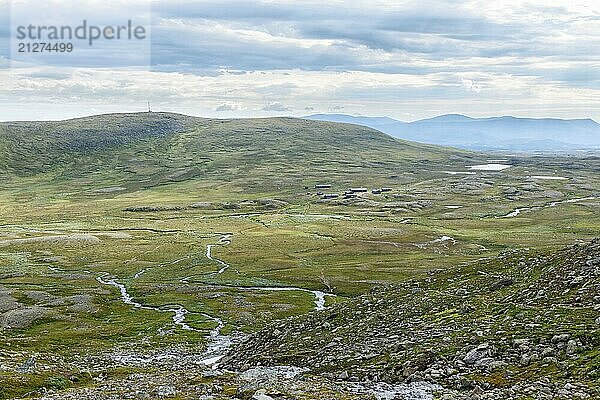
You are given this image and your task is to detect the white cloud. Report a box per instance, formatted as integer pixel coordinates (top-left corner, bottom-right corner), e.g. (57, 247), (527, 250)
(1, 1), (598, 120)
(461, 78), (481, 93)
(215, 102), (245, 111)
(261, 101), (292, 112)
(2, 67), (599, 121)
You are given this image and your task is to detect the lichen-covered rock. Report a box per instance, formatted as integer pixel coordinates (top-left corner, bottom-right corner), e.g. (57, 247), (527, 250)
(224, 240), (600, 399)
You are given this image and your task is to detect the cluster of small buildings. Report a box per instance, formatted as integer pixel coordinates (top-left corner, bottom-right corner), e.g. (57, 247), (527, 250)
(308, 184), (393, 199)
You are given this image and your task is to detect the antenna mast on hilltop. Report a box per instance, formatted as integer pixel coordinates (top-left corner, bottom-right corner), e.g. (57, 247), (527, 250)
(147, 101), (152, 113)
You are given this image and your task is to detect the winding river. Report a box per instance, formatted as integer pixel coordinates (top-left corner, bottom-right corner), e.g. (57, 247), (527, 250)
(204, 234), (335, 311)
(233, 286), (333, 311)
(94, 233), (336, 366)
(96, 273), (196, 331)
(499, 196), (596, 219)
(205, 234), (232, 274)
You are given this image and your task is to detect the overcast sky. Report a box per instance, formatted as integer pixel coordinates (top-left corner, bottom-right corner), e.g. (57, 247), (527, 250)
(1, 0), (599, 121)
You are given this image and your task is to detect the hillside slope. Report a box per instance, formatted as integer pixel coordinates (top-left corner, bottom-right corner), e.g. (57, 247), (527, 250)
(225, 240), (600, 398)
(0, 112), (470, 194)
(0, 113), (199, 174)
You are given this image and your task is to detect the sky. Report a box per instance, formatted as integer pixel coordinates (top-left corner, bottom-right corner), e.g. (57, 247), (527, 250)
(0, 0), (599, 121)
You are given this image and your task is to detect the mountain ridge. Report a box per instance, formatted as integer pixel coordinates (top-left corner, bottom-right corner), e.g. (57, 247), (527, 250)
(0, 112), (469, 195)
(305, 113), (600, 151)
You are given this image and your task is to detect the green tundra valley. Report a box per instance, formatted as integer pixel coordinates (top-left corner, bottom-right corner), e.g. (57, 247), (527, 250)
(0, 113), (598, 399)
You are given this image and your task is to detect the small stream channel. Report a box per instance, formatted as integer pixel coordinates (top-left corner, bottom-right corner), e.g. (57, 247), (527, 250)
(96, 233), (336, 366)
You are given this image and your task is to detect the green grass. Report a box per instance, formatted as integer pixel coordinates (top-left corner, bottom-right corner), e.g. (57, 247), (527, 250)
(0, 112), (598, 396)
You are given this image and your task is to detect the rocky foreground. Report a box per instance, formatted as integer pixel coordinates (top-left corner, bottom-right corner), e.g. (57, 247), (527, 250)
(223, 240), (600, 399)
(8, 240), (600, 399)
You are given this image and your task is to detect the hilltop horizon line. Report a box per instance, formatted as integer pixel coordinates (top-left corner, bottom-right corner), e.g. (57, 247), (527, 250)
(2, 110), (598, 124)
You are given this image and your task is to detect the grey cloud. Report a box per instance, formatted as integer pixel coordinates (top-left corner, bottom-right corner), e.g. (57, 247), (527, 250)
(0, 1), (9, 58)
(146, 0), (599, 82)
(299, 15), (523, 51)
(152, 1), (350, 22)
(24, 71), (72, 80)
(153, 1), (524, 49)
(4, 0), (598, 116)
(150, 23), (372, 72)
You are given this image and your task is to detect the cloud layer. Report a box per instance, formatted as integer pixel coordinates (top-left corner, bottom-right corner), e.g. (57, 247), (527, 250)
(1, 0), (599, 121)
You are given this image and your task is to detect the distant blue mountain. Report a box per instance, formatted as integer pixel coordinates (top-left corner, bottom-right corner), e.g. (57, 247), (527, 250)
(304, 113), (600, 151)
